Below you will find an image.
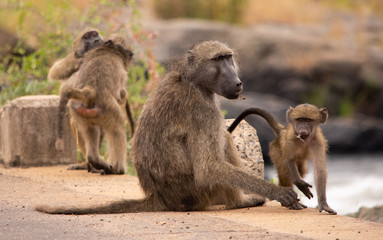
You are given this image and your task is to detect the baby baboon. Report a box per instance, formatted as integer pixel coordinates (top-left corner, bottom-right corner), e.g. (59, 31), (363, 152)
(36, 40), (300, 214)
(55, 36), (134, 174)
(228, 104), (337, 214)
(48, 28), (103, 81)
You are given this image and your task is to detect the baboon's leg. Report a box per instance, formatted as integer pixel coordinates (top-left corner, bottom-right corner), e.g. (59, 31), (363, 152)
(222, 132), (265, 209)
(75, 120), (111, 173)
(313, 149), (336, 214)
(103, 99), (127, 174)
(104, 126), (127, 174)
(67, 118), (88, 170)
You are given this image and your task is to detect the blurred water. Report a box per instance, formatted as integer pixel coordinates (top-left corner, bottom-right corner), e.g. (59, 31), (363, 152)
(265, 154), (383, 215)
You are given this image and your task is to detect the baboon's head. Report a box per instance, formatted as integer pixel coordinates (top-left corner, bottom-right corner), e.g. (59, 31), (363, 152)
(73, 28), (103, 58)
(103, 35), (134, 66)
(186, 41), (243, 99)
(287, 104), (328, 140)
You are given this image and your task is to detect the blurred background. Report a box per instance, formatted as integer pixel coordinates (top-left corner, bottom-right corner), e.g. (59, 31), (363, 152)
(0, 0), (382, 217)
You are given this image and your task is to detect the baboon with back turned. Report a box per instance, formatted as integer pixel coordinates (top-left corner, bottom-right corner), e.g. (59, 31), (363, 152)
(55, 35), (134, 174)
(36, 40), (300, 214)
(228, 104), (337, 214)
(50, 29), (135, 168)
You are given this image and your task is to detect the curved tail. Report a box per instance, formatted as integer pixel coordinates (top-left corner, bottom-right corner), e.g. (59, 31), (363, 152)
(35, 195), (164, 215)
(125, 99), (135, 137)
(227, 107), (283, 135)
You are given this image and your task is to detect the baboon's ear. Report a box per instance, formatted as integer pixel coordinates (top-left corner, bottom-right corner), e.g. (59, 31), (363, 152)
(187, 50), (195, 65)
(319, 108), (328, 123)
(105, 40), (113, 46)
(125, 50), (134, 57)
(125, 49), (134, 60)
(286, 106), (294, 123)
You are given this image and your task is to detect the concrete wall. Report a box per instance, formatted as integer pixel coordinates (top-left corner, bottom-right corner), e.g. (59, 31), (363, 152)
(0, 95), (76, 167)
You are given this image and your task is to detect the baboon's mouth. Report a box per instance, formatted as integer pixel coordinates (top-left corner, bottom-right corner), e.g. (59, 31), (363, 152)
(300, 134), (309, 139)
(296, 134), (309, 142)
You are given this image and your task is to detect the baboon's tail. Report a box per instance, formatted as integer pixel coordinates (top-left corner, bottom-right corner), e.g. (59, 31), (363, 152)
(227, 107), (283, 135)
(125, 99), (135, 137)
(57, 97), (69, 140)
(35, 195), (164, 215)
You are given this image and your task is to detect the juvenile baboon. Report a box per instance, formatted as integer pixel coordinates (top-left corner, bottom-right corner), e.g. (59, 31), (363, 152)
(55, 36), (134, 174)
(50, 29), (105, 167)
(48, 28), (103, 82)
(50, 30), (135, 170)
(36, 41), (300, 214)
(228, 104), (337, 214)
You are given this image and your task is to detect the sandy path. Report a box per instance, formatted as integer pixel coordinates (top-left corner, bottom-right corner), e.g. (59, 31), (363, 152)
(0, 165), (381, 240)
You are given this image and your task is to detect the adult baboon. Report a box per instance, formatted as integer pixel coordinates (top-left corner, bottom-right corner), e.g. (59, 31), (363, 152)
(36, 41), (299, 214)
(55, 36), (134, 174)
(228, 104), (337, 214)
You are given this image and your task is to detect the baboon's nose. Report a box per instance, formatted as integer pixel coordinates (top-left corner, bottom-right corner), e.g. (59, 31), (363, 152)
(235, 80), (243, 91)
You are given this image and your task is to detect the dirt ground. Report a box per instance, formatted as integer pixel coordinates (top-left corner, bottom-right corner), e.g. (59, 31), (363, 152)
(1, 165), (382, 240)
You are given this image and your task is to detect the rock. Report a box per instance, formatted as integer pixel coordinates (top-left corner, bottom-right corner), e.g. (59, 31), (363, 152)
(224, 119), (264, 178)
(0, 95), (76, 167)
(144, 19), (383, 119)
(348, 205), (383, 224)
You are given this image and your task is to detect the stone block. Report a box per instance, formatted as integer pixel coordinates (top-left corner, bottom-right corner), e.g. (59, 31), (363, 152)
(225, 119), (264, 179)
(0, 95), (77, 167)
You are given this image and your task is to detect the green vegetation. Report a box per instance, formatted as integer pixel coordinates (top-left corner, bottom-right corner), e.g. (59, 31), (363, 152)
(153, 0), (247, 24)
(0, 0), (162, 174)
(152, 0), (383, 25)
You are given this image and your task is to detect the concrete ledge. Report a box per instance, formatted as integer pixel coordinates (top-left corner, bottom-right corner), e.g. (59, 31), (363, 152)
(1, 165), (382, 240)
(0, 95), (76, 167)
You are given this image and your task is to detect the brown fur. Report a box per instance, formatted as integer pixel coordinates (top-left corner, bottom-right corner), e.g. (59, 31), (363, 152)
(48, 28), (103, 82)
(228, 104), (337, 214)
(55, 36), (134, 174)
(36, 40), (299, 214)
(50, 28), (105, 164)
(50, 30), (135, 171)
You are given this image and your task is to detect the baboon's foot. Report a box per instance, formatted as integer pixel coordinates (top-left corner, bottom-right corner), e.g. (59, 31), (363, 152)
(319, 202), (337, 215)
(228, 195), (266, 210)
(67, 163), (88, 170)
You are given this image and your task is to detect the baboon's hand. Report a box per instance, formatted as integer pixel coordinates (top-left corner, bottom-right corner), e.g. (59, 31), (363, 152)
(295, 180), (313, 199)
(274, 186), (299, 208)
(319, 202), (337, 215)
(55, 138), (64, 151)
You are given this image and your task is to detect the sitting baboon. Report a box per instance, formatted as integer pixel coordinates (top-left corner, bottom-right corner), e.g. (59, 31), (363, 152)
(55, 36), (134, 174)
(36, 40), (299, 214)
(228, 104), (337, 214)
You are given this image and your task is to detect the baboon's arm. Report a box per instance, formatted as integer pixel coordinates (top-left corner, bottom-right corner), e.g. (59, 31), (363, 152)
(48, 54), (82, 81)
(312, 145), (337, 214)
(192, 133), (300, 209)
(286, 159), (313, 199)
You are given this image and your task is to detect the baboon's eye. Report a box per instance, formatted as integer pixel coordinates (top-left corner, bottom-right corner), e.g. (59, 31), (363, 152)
(296, 118), (313, 122)
(213, 54), (231, 61)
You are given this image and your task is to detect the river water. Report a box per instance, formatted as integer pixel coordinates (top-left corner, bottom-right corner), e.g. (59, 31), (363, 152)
(264, 154), (383, 215)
